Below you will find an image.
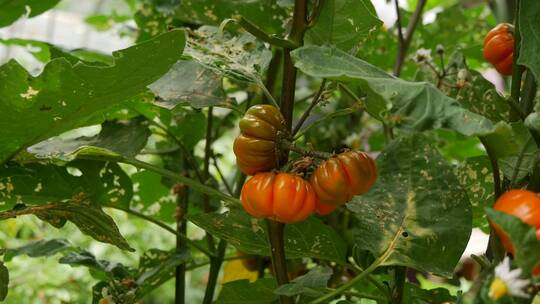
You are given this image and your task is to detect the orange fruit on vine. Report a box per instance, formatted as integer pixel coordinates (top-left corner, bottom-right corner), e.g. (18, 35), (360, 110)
(483, 23), (514, 76)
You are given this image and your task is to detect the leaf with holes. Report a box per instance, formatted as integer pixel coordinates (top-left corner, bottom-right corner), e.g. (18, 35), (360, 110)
(348, 134), (472, 277)
(149, 60), (226, 109)
(0, 160), (132, 212)
(291, 46), (499, 137)
(188, 209), (347, 263)
(0, 30), (184, 164)
(455, 156), (494, 233)
(305, 0), (382, 51)
(3, 238), (73, 262)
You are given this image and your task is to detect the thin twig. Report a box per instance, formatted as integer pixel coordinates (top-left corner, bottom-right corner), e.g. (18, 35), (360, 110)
(211, 153), (234, 197)
(393, 0), (428, 76)
(281, 140), (333, 159)
(292, 79), (327, 136)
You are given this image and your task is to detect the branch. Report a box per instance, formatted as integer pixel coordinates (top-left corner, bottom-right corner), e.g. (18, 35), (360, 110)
(280, 140), (333, 159)
(511, 0), (524, 104)
(202, 240), (227, 304)
(267, 220), (294, 304)
(237, 17), (297, 48)
(392, 0), (428, 76)
(292, 79), (327, 136)
(175, 184), (189, 304)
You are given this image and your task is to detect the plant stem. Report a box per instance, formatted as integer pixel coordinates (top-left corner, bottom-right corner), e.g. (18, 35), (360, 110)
(392, 0), (427, 77)
(202, 239), (227, 304)
(263, 48), (283, 105)
(479, 137), (502, 199)
(203, 107), (216, 252)
(392, 266), (406, 304)
(267, 220), (294, 304)
(520, 71), (538, 115)
(309, 259), (381, 304)
(292, 79), (327, 136)
(212, 153), (234, 197)
(175, 185), (189, 304)
(112, 207), (214, 258)
(280, 140), (333, 159)
(510, 0), (524, 105)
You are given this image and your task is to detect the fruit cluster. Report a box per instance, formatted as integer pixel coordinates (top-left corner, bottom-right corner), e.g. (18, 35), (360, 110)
(493, 189), (540, 275)
(483, 23), (514, 76)
(234, 105), (377, 224)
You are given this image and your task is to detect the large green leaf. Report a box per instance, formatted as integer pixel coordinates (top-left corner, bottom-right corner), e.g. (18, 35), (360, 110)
(455, 156), (494, 232)
(188, 210), (347, 263)
(0, 30), (185, 164)
(174, 0), (289, 35)
(3, 238), (72, 262)
(0, 262), (7, 301)
(216, 279), (278, 304)
(304, 0), (382, 51)
(291, 46), (497, 137)
(0, 0), (60, 27)
(0, 160), (132, 211)
(518, 0), (540, 80)
(28, 119), (150, 162)
(486, 209), (540, 275)
(348, 134), (472, 277)
(149, 60), (226, 109)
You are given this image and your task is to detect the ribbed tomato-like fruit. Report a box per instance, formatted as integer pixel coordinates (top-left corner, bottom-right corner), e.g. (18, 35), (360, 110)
(483, 23), (514, 75)
(310, 151), (377, 213)
(493, 189), (540, 275)
(241, 172), (316, 223)
(233, 105), (287, 175)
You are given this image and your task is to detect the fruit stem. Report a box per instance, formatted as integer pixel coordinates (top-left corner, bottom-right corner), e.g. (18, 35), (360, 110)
(280, 140), (333, 159)
(267, 220), (294, 304)
(292, 79), (327, 136)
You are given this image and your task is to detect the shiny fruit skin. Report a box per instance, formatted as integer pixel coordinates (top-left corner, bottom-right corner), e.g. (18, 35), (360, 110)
(493, 189), (540, 275)
(233, 105), (287, 175)
(483, 23), (514, 75)
(241, 172), (316, 224)
(310, 151), (377, 212)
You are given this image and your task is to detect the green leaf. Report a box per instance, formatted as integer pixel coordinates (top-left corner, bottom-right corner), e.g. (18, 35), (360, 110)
(0, 262), (7, 301)
(0, 38), (50, 62)
(0, 160), (132, 211)
(0, 0), (60, 27)
(455, 156), (494, 232)
(518, 0), (540, 80)
(291, 46), (497, 137)
(486, 209), (540, 275)
(216, 279), (278, 304)
(499, 124), (537, 182)
(3, 238), (72, 262)
(60, 250), (132, 280)
(0, 30), (185, 164)
(131, 170), (176, 223)
(274, 266), (332, 298)
(188, 209), (347, 263)
(28, 119), (150, 162)
(174, 0), (289, 35)
(34, 201), (133, 251)
(135, 249), (191, 299)
(348, 134), (472, 277)
(305, 0), (382, 51)
(185, 26), (272, 83)
(149, 60), (226, 109)
(403, 282), (455, 304)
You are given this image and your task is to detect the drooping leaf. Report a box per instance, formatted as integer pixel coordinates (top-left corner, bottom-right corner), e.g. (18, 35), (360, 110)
(518, 0), (540, 80)
(28, 119), (150, 162)
(305, 0), (382, 51)
(0, 262), (7, 301)
(174, 0), (289, 35)
(455, 156), (494, 232)
(0, 0), (61, 27)
(28, 201), (133, 251)
(348, 134), (472, 277)
(486, 209), (540, 275)
(0, 30), (185, 164)
(274, 266), (333, 298)
(149, 60), (226, 109)
(0, 160), (132, 211)
(3, 238), (72, 262)
(135, 249), (191, 299)
(291, 46), (497, 137)
(216, 279), (278, 304)
(188, 209), (347, 263)
(186, 26), (272, 83)
(60, 250), (132, 280)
